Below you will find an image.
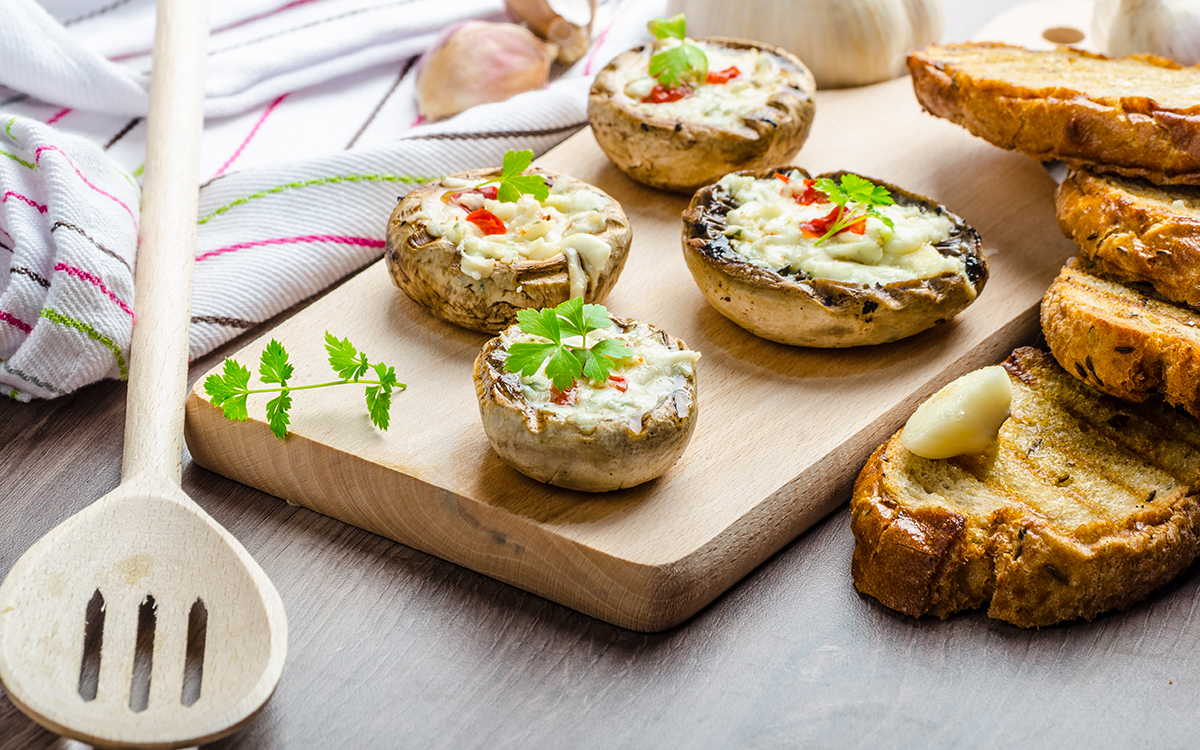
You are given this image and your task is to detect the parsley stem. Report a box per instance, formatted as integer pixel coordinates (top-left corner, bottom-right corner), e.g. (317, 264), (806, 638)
(814, 207), (863, 247)
(238, 379), (407, 395)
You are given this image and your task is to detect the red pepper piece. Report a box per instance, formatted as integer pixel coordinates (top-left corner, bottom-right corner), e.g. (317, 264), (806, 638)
(799, 206), (840, 237)
(447, 185), (499, 210)
(550, 383), (578, 405)
(642, 83), (692, 103)
(607, 375), (629, 392)
(466, 208), (506, 235)
(795, 178), (829, 206)
(775, 173), (828, 205)
(843, 217), (867, 235)
(800, 206), (866, 238)
(705, 66), (740, 84)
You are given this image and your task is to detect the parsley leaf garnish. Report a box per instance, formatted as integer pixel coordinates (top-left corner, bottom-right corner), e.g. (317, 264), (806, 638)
(811, 174), (896, 246)
(326, 333), (372, 381)
(647, 14), (708, 89)
(647, 14), (686, 40)
(365, 361), (398, 431)
(503, 298), (634, 392)
(204, 359), (251, 422)
(203, 333), (407, 439)
(476, 149), (549, 203)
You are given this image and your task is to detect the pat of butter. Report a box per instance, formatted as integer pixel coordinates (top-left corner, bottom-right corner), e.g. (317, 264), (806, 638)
(901, 366), (1012, 459)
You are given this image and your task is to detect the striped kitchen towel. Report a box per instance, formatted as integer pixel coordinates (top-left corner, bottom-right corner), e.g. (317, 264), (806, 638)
(0, 0), (665, 401)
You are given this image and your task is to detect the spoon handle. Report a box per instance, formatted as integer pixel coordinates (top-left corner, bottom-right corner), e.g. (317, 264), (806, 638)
(121, 0), (211, 488)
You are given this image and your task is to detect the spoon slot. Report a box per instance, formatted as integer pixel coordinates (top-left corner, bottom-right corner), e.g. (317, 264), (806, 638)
(77, 590), (106, 702)
(182, 598), (207, 707)
(129, 595), (157, 712)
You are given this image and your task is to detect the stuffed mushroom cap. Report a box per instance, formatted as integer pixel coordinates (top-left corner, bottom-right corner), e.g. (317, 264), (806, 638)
(386, 167), (632, 334)
(588, 37), (816, 194)
(474, 315), (700, 492)
(681, 168), (988, 347)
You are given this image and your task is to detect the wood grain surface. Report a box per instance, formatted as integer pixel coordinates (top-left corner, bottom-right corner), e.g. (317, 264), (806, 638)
(6, 2), (1200, 748)
(0, 2), (288, 746)
(184, 66), (1074, 631)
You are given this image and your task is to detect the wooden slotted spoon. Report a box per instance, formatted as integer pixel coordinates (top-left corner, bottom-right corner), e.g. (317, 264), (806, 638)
(0, 0), (287, 747)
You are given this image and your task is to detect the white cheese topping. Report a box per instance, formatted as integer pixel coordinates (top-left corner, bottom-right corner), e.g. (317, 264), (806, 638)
(413, 176), (613, 299)
(501, 322), (700, 436)
(618, 39), (789, 132)
(717, 171), (967, 288)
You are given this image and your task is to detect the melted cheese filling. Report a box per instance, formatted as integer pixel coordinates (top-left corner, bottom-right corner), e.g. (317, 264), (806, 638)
(718, 171), (966, 287)
(416, 176), (612, 299)
(619, 40), (786, 132)
(501, 323), (700, 436)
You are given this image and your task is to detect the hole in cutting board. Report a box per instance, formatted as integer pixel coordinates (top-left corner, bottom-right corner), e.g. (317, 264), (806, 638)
(129, 594), (156, 712)
(1043, 27), (1085, 44)
(181, 598), (207, 707)
(77, 590), (105, 701)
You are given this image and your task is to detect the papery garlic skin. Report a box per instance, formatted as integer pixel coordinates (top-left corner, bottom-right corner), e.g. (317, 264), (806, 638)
(505, 0), (596, 65)
(666, 0), (945, 88)
(416, 21), (557, 121)
(1093, 0), (1200, 66)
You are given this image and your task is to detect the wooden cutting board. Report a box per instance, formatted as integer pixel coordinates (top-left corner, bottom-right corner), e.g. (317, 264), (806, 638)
(184, 7), (1085, 632)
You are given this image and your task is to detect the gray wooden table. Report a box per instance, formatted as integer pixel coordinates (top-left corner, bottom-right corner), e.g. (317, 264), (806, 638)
(8, 2), (1198, 748)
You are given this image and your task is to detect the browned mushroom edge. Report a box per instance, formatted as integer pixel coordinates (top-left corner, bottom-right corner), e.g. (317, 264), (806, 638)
(587, 38), (817, 194)
(680, 167), (987, 347)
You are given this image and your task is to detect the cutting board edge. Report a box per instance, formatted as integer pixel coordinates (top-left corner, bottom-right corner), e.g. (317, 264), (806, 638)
(185, 387), (772, 631)
(182, 296), (1044, 631)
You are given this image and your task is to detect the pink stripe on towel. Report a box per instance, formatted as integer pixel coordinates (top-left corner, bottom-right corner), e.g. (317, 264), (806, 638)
(196, 234), (384, 262)
(54, 263), (135, 318)
(45, 108), (72, 126)
(34, 146), (138, 231)
(213, 94), (289, 178)
(0, 310), (33, 333)
(2, 191), (47, 213)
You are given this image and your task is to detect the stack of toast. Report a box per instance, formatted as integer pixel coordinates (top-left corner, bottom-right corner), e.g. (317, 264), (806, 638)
(851, 43), (1200, 627)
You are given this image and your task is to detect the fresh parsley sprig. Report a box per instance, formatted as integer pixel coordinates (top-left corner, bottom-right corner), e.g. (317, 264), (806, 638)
(503, 298), (633, 392)
(812, 174), (896, 246)
(476, 149), (549, 203)
(204, 333), (405, 439)
(647, 14), (708, 89)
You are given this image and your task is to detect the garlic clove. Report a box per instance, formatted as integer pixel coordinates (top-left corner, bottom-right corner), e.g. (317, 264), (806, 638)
(416, 21), (558, 121)
(900, 365), (1013, 460)
(505, 0), (597, 66)
(1093, 0), (1200, 66)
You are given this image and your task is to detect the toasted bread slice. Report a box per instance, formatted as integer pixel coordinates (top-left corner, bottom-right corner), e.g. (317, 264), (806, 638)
(1056, 169), (1200, 307)
(1041, 256), (1200, 417)
(850, 347), (1200, 627)
(907, 43), (1200, 185)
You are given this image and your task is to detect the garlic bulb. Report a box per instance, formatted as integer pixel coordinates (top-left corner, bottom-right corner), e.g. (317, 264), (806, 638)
(505, 0), (597, 66)
(665, 0), (945, 88)
(416, 21), (557, 121)
(1093, 0), (1200, 66)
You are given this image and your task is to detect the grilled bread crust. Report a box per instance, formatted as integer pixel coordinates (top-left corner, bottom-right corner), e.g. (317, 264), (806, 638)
(850, 347), (1200, 628)
(1056, 169), (1200, 308)
(907, 43), (1200, 185)
(1041, 256), (1200, 418)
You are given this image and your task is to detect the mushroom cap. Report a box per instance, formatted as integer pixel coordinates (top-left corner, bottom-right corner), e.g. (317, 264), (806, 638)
(385, 167), (632, 334)
(588, 37), (817, 194)
(681, 168), (988, 347)
(474, 317), (699, 492)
